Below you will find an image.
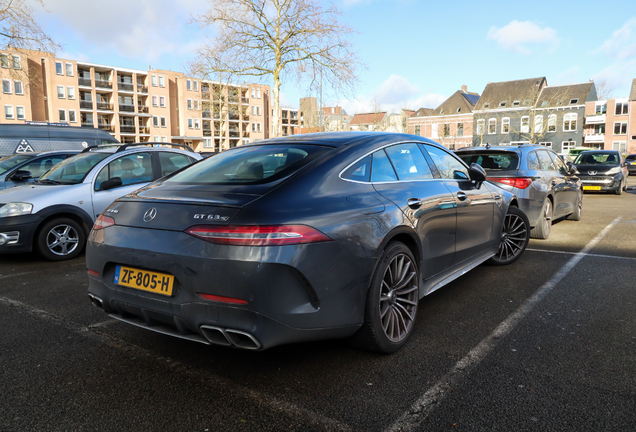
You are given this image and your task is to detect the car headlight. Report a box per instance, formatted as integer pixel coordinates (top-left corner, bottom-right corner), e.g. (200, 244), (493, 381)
(0, 202), (34, 218)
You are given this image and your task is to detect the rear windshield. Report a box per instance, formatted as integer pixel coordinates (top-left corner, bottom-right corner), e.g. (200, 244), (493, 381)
(39, 152), (110, 184)
(574, 152), (619, 165)
(166, 144), (331, 185)
(0, 154), (34, 175)
(457, 152), (519, 171)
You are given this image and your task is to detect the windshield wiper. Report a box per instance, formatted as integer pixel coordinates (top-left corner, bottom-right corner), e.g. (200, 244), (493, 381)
(37, 179), (62, 185)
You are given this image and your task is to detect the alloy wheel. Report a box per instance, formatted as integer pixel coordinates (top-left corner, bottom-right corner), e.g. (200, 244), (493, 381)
(46, 224), (80, 256)
(378, 253), (418, 343)
(495, 212), (528, 263)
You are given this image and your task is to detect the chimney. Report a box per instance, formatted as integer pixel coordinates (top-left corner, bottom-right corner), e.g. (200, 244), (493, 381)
(461, 85), (467, 93)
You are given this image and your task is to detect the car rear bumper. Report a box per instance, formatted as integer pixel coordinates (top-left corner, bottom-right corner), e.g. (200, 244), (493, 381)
(86, 225), (373, 350)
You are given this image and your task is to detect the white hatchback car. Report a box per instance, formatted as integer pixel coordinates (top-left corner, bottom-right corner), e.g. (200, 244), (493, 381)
(0, 144), (202, 260)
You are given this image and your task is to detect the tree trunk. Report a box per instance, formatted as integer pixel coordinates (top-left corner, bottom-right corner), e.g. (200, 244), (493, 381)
(272, 74), (281, 138)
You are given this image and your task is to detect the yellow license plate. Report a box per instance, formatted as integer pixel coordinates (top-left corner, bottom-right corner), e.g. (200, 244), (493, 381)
(583, 185), (602, 191)
(114, 265), (174, 296)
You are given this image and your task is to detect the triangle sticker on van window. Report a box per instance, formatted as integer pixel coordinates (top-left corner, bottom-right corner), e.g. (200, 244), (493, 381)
(15, 140), (34, 153)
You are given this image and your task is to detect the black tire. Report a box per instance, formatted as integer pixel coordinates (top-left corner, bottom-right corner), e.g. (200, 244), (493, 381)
(615, 180), (623, 195)
(530, 198), (552, 239)
(487, 206), (530, 266)
(351, 242), (419, 354)
(566, 192), (582, 221)
(35, 218), (86, 261)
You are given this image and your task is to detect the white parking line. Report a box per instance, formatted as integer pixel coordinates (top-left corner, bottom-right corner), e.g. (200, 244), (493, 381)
(0, 295), (353, 432)
(527, 248), (636, 261)
(0, 271), (37, 280)
(387, 217), (623, 432)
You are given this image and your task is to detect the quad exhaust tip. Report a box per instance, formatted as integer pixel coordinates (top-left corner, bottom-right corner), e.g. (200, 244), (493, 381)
(200, 325), (262, 350)
(88, 293), (104, 309)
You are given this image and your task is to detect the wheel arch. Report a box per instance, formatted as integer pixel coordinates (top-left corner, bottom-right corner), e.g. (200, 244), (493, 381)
(32, 205), (94, 245)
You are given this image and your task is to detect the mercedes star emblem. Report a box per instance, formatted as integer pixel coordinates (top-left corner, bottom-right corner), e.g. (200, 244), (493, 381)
(143, 208), (157, 222)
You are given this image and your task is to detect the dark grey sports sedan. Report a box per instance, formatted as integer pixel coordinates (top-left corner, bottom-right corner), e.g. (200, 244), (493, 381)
(87, 132), (530, 353)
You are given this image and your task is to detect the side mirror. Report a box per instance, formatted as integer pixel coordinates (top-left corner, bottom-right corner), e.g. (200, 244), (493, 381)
(566, 161), (577, 175)
(99, 177), (123, 191)
(11, 170), (33, 181)
(468, 163), (487, 183)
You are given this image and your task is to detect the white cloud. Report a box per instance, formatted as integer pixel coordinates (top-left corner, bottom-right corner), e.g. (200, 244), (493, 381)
(591, 18), (636, 96)
(333, 75), (446, 115)
(487, 21), (559, 55)
(553, 66), (580, 86)
(595, 17), (636, 61)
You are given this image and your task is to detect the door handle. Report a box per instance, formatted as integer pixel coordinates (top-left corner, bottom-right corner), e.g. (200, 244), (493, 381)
(456, 192), (467, 201)
(407, 198), (422, 209)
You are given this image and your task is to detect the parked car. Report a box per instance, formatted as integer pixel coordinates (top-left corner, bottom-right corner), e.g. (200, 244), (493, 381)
(624, 154), (636, 176)
(0, 144), (201, 260)
(86, 132), (530, 353)
(0, 150), (80, 189)
(0, 122), (119, 156)
(572, 150), (628, 195)
(456, 144), (583, 240)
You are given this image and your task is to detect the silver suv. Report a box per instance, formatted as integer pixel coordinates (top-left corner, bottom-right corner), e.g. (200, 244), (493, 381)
(0, 144), (201, 260)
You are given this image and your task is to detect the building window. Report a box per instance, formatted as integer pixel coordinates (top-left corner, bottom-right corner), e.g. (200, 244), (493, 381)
(456, 107), (461, 113)
(252, 123), (256, 132)
(251, 89), (255, 98)
(153, 116), (159, 127)
(193, 81), (198, 91)
(159, 76), (165, 87)
(502, 118), (510, 134)
(12, 55), (21, 69)
(151, 75), (157, 86)
(520, 116), (529, 133)
(431, 123), (439, 138)
(67, 86), (75, 100)
(512, 100), (520, 106)
(561, 141), (576, 154)
(596, 104), (607, 115)
(534, 115), (544, 133)
(159, 96), (165, 107)
(187, 79), (191, 90)
(152, 96), (158, 107)
(613, 141), (627, 154)
(614, 122), (628, 135)
(2, 79), (11, 94)
(162, 136), (167, 143)
(203, 138), (213, 148)
(547, 114), (557, 133)
(57, 85), (65, 99)
(615, 102), (628, 115)
(569, 98), (578, 105)
(499, 101), (506, 107)
(414, 125), (421, 136)
(257, 122), (262, 132)
(16, 105), (25, 120)
(563, 113), (577, 131)
(0, 54), (8, 68)
(476, 119), (485, 135)
(488, 118), (496, 134)
(69, 110), (77, 123)
(59, 109), (66, 122)
(5, 105), (14, 119)
(154, 135), (160, 141)
(457, 122), (464, 137)
(160, 116), (166, 127)
(252, 105), (256, 115)
(442, 124), (450, 137)
(55, 61), (63, 75)
(256, 89), (261, 98)
(539, 142), (552, 148)
(188, 118), (193, 129)
(483, 103), (490, 109)
(257, 106), (261, 116)
(187, 99), (192, 110)
(194, 100), (199, 110)
(195, 118), (200, 129)
(66, 63), (74, 76)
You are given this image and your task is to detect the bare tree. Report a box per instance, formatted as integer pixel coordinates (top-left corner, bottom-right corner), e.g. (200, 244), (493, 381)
(1, 0), (59, 51)
(594, 79), (615, 100)
(192, 0), (361, 138)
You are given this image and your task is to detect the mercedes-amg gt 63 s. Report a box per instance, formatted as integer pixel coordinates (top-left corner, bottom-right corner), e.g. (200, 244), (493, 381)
(87, 132), (530, 353)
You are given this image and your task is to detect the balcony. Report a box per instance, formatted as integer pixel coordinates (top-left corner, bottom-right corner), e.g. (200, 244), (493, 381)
(119, 103), (135, 113)
(80, 100), (93, 110)
(96, 101), (113, 111)
(242, 97), (249, 104)
(242, 114), (250, 122)
(137, 85), (148, 94)
(119, 124), (136, 133)
(118, 82), (134, 92)
(95, 79), (112, 90)
(228, 96), (240, 104)
(203, 129), (212, 137)
(78, 77), (92, 87)
(584, 134), (605, 143)
(98, 123), (113, 132)
(201, 91), (210, 100)
(139, 127), (150, 135)
(137, 105), (149, 114)
(81, 122), (94, 128)
(586, 114), (606, 125)
(202, 111), (211, 119)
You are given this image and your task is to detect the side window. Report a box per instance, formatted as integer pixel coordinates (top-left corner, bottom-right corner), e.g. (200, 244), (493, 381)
(342, 155), (371, 182)
(159, 152), (192, 177)
(370, 150), (398, 182)
(94, 152), (153, 190)
(422, 144), (469, 180)
(19, 156), (67, 179)
(527, 151), (541, 170)
(548, 151), (569, 173)
(384, 143), (433, 181)
(536, 150), (554, 170)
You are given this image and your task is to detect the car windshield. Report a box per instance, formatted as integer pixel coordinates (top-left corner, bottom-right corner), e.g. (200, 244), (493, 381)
(39, 152), (111, 184)
(0, 154), (34, 175)
(625, 155), (636, 161)
(166, 144), (331, 185)
(574, 152), (619, 165)
(457, 152), (519, 171)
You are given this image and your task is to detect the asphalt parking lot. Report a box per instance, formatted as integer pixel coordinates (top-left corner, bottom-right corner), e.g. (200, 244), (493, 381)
(1, 179), (635, 432)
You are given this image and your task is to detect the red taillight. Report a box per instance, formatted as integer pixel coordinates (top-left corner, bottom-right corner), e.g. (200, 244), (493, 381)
(93, 215), (115, 230)
(490, 177), (533, 189)
(197, 293), (248, 305)
(87, 269), (99, 277)
(185, 225), (333, 246)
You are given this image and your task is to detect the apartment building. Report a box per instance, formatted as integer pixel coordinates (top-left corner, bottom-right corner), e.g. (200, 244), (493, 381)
(584, 87), (636, 154)
(0, 49), (272, 153)
(299, 97), (350, 132)
(408, 86), (479, 149)
(277, 106), (299, 136)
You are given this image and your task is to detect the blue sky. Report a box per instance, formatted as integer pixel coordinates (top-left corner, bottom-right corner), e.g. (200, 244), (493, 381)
(29, 0), (636, 114)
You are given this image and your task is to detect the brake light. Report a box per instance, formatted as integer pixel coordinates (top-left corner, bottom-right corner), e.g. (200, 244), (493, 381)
(93, 215), (115, 230)
(490, 177), (533, 189)
(197, 293), (248, 305)
(87, 269), (100, 277)
(185, 225), (333, 246)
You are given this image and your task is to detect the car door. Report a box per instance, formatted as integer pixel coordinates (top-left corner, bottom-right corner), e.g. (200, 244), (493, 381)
(90, 152), (154, 219)
(547, 150), (579, 218)
(371, 143), (457, 280)
(422, 144), (498, 266)
(536, 149), (569, 219)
